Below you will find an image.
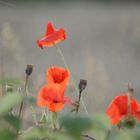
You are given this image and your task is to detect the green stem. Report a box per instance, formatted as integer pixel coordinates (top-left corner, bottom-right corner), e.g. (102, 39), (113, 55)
(127, 83), (133, 119)
(76, 91), (82, 114)
(16, 75), (28, 140)
(81, 134), (95, 140)
(18, 75), (28, 117)
(0, 56), (5, 96)
(52, 112), (57, 130)
(54, 44), (88, 115)
(30, 105), (38, 125)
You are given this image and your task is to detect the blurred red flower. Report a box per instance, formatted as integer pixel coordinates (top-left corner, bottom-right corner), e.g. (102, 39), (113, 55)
(37, 67), (71, 112)
(46, 67), (69, 88)
(106, 95), (140, 125)
(37, 22), (66, 49)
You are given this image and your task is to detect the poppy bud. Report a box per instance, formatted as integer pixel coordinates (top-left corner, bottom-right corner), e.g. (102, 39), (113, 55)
(25, 64), (33, 76)
(78, 79), (87, 94)
(128, 86), (134, 94)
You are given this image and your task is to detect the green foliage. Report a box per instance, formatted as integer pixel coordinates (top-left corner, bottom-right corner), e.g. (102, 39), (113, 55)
(90, 113), (111, 140)
(0, 92), (140, 140)
(25, 96), (36, 105)
(0, 78), (21, 86)
(118, 118), (136, 129)
(0, 93), (23, 117)
(4, 114), (21, 130)
(60, 115), (92, 140)
(129, 129), (140, 140)
(0, 85), (140, 140)
(0, 93), (23, 140)
(20, 127), (71, 140)
(0, 129), (15, 140)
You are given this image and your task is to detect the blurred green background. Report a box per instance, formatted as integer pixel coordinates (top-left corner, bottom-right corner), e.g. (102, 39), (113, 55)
(0, 0), (140, 115)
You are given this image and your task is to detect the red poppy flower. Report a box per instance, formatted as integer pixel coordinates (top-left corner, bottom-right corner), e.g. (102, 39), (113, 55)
(46, 67), (69, 88)
(37, 67), (71, 112)
(106, 95), (140, 125)
(37, 22), (66, 49)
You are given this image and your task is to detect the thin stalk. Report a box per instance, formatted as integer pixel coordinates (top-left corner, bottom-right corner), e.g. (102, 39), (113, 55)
(54, 44), (88, 114)
(78, 91), (82, 102)
(127, 92), (131, 119)
(52, 112), (57, 130)
(81, 134), (95, 140)
(18, 75), (28, 117)
(104, 128), (111, 140)
(0, 56), (5, 96)
(30, 105), (38, 126)
(16, 75), (28, 140)
(39, 108), (48, 125)
(75, 90), (82, 114)
(127, 83), (133, 119)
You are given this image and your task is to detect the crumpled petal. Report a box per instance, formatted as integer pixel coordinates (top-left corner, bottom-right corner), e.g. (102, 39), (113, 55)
(37, 22), (66, 48)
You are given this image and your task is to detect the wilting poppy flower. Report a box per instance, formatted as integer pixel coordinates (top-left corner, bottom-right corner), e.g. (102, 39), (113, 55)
(106, 95), (140, 125)
(37, 67), (71, 112)
(37, 22), (66, 49)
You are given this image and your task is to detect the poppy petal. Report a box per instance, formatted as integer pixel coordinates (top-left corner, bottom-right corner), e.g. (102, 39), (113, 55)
(46, 67), (69, 86)
(45, 22), (55, 36)
(37, 66), (71, 112)
(37, 22), (66, 48)
(106, 95), (140, 125)
(134, 111), (140, 121)
(37, 40), (43, 49)
(64, 96), (74, 105)
(37, 83), (65, 106)
(106, 100), (121, 125)
(37, 85), (50, 107)
(48, 102), (64, 112)
(41, 30), (65, 47)
(43, 83), (65, 101)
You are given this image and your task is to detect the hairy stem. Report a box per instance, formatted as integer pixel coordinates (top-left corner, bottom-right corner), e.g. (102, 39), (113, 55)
(127, 83), (134, 119)
(54, 44), (88, 114)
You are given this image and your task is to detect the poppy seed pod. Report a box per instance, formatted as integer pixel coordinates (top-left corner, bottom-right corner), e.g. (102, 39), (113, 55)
(78, 79), (87, 93)
(25, 65), (33, 76)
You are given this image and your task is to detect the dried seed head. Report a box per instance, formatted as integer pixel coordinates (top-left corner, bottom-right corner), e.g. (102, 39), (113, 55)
(128, 83), (134, 96)
(25, 64), (33, 76)
(78, 79), (87, 93)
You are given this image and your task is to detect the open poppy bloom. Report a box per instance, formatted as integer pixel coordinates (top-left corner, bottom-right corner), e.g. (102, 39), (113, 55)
(106, 95), (140, 125)
(46, 67), (69, 88)
(37, 84), (72, 112)
(37, 67), (71, 112)
(37, 22), (66, 49)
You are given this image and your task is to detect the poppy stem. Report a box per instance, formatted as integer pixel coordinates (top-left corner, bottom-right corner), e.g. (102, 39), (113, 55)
(75, 91), (82, 114)
(16, 75), (29, 140)
(127, 83), (134, 119)
(30, 105), (38, 126)
(16, 63), (33, 140)
(52, 112), (57, 130)
(19, 75), (28, 115)
(54, 44), (88, 115)
(81, 134), (95, 140)
(0, 56), (5, 96)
